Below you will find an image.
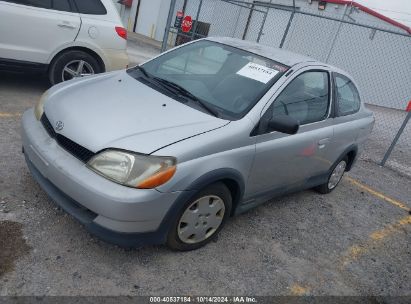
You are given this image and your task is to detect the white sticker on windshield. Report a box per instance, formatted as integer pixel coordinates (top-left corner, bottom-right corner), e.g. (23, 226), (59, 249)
(236, 62), (279, 83)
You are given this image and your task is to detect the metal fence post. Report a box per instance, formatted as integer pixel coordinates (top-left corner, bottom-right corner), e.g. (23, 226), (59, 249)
(381, 110), (411, 166)
(257, 5), (269, 43)
(191, 0), (203, 40)
(325, 4), (348, 63)
(161, 0), (177, 52)
(279, 0), (295, 48)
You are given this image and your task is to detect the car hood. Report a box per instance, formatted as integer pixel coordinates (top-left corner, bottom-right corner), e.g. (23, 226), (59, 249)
(44, 71), (229, 154)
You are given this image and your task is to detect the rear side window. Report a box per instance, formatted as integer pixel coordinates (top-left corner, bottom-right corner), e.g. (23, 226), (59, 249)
(2, 0), (51, 9)
(52, 0), (71, 12)
(73, 0), (106, 15)
(270, 71), (330, 125)
(1, 0), (72, 11)
(334, 74), (361, 116)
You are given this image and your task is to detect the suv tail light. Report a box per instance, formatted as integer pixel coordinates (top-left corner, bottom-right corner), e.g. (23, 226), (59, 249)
(115, 26), (127, 40)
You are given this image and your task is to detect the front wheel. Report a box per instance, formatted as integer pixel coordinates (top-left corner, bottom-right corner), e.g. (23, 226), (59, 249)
(315, 157), (348, 194)
(167, 183), (232, 251)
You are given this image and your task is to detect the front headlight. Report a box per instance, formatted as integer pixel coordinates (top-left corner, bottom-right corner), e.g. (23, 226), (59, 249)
(87, 150), (177, 189)
(34, 90), (49, 120)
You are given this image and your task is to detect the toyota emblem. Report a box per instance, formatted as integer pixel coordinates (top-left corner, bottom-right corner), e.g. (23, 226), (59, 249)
(55, 121), (64, 131)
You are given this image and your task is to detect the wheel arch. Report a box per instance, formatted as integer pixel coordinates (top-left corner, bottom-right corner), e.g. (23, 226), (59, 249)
(48, 46), (106, 73)
(219, 178), (243, 215)
(184, 168), (245, 216)
(340, 144), (358, 171)
(164, 169), (245, 223)
(153, 168), (246, 244)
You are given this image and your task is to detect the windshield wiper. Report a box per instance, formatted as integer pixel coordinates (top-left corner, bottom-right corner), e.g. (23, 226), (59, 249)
(153, 77), (199, 100)
(153, 77), (220, 118)
(133, 65), (151, 79)
(191, 98), (220, 118)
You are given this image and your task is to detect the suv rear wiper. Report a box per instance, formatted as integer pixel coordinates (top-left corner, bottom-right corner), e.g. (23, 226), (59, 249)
(153, 77), (220, 118)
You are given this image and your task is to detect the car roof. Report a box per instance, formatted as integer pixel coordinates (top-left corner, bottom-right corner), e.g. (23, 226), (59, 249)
(206, 37), (319, 67)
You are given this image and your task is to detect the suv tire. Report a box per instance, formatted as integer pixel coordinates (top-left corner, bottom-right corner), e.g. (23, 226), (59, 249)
(49, 50), (102, 85)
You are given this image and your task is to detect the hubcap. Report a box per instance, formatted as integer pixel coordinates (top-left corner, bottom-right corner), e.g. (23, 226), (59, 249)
(177, 195), (225, 244)
(62, 60), (94, 81)
(328, 160), (347, 190)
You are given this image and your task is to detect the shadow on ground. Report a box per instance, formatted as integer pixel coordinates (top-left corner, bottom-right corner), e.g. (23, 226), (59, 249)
(0, 220), (31, 277)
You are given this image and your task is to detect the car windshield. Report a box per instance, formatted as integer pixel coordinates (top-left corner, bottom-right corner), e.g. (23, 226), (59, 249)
(127, 40), (288, 120)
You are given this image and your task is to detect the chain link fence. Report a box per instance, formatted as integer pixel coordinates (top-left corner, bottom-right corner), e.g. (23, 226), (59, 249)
(163, 0), (269, 48)
(162, 0), (411, 176)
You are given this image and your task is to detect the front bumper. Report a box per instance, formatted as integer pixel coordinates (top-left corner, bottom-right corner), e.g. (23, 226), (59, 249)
(22, 109), (181, 246)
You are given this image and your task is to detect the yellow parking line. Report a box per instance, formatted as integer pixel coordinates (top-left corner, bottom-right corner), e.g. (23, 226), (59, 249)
(341, 215), (411, 267)
(339, 178), (411, 269)
(290, 284), (310, 296)
(290, 177), (409, 292)
(346, 176), (410, 212)
(370, 215), (411, 241)
(0, 112), (21, 118)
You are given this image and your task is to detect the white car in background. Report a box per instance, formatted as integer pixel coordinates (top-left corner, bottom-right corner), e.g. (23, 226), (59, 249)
(0, 0), (129, 84)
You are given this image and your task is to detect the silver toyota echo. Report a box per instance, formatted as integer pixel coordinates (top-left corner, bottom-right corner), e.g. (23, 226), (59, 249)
(22, 37), (374, 250)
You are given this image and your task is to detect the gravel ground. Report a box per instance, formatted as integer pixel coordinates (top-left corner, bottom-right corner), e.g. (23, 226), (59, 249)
(0, 41), (410, 296)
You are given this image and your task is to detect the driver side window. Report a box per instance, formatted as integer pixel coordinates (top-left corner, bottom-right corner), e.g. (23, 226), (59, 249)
(270, 71), (330, 125)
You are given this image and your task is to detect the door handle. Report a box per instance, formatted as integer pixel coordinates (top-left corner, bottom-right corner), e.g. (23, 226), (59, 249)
(318, 138), (330, 149)
(58, 22), (76, 29)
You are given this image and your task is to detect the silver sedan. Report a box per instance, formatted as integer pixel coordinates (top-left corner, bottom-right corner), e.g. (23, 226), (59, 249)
(22, 37), (374, 250)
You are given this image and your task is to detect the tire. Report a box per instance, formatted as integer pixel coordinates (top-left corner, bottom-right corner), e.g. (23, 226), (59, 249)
(167, 183), (232, 251)
(315, 156), (348, 194)
(49, 50), (102, 85)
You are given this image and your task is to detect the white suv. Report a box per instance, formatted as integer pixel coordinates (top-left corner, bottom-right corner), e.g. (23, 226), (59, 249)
(0, 0), (129, 84)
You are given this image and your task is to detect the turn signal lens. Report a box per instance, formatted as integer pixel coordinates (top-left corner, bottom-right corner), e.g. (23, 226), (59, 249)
(137, 166), (176, 189)
(87, 150), (176, 189)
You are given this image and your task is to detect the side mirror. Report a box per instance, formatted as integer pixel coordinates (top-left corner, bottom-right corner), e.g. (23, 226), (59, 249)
(267, 115), (300, 135)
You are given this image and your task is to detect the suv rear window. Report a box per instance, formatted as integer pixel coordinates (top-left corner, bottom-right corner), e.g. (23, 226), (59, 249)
(73, 0), (106, 15)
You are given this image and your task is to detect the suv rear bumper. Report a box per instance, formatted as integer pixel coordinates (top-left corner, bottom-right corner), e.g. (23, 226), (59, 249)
(103, 49), (129, 71)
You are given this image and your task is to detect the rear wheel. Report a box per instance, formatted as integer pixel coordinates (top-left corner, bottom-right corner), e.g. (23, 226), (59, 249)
(315, 156), (348, 194)
(167, 183), (232, 251)
(49, 50), (102, 85)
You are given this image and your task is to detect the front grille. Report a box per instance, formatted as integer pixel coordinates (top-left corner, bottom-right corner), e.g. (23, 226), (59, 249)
(56, 134), (95, 163)
(40, 113), (56, 138)
(41, 114), (95, 163)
